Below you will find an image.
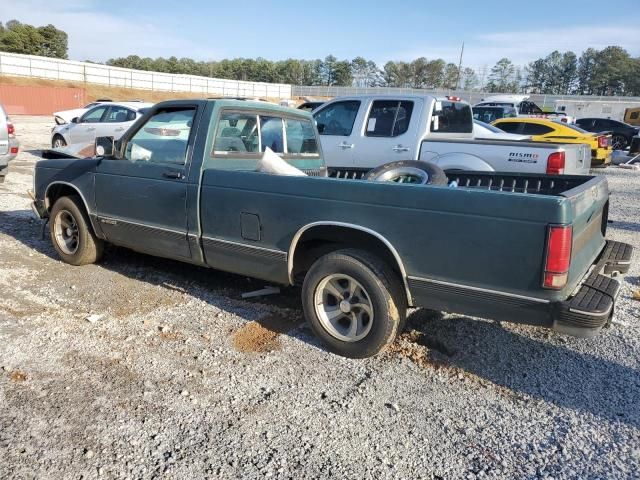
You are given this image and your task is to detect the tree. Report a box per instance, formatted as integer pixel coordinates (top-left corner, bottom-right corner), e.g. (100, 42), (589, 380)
(461, 67), (478, 90)
(486, 58), (518, 93)
(442, 63), (459, 90)
(37, 24), (68, 59)
(0, 19), (68, 58)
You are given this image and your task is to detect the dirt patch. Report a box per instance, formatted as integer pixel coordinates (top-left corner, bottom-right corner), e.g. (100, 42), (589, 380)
(9, 370), (27, 382)
(232, 314), (301, 353)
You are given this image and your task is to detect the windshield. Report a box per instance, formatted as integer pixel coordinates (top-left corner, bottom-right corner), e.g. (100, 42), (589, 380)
(473, 106), (516, 123)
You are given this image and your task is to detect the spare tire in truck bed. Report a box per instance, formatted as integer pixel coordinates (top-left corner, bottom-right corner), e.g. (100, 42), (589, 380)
(364, 160), (448, 185)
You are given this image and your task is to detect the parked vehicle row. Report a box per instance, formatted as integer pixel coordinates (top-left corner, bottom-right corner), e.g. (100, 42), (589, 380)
(474, 95), (573, 123)
(0, 102), (19, 183)
(313, 95), (590, 176)
(30, 98), (633, 358)
(492, 117), (612, 167)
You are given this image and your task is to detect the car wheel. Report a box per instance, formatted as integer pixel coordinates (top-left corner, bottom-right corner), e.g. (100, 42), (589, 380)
(52, 135), (67, 149)
(364, 160), (448, 185)
(50, 195), (104, 265)
(611, 135), (628, 150)
(302, 249), (406, 358)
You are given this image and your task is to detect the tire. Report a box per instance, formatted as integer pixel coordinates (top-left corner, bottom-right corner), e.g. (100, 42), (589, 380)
(364, 160), (448, 186)
(52, 135), (67, 149)
(611, 135), (627, 151)
(302, 249), (406, 358)
(49, 195), (104, 265)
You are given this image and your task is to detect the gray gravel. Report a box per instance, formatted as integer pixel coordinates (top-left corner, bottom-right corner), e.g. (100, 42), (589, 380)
(1, 116), (639, 479)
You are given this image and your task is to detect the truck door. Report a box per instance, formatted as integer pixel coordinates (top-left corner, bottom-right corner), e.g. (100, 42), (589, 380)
(313, 100), (361, 167)
(94, 106), (198, 260)
(352, 99), (419, 168)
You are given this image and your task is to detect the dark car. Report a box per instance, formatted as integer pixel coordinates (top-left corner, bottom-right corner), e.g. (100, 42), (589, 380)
(575, 118), (640, 150)
(297, 101), (325, 112)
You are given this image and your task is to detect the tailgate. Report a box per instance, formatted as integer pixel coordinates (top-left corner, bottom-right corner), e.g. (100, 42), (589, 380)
(562, 176), (609, 290)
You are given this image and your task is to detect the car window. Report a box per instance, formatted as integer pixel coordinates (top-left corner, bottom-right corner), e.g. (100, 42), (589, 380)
(365, 100), (414, 137)
(285, 118), (319, 155)
(104, 106), (135, 123)
(431, 101), (473, 133)
(521, 123), (554, 135)
(474, 120), (503, 133)
(313, 101), (360, 136)
(495, 122), (521, 134)
(124, 107), (196, 165)
(80, 106), (108, 123)
(213, 112), (259, 154)
(576, 119), (592, 129)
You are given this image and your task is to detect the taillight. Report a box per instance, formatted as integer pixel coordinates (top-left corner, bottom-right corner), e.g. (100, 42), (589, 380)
(546, 151), (565, 175)
(10, 147), (18, 154)
(560, 118), (568, 123)
(598, 136), (608, 148)
(543, 225), (572, 289)
(7, 122), (15, 136)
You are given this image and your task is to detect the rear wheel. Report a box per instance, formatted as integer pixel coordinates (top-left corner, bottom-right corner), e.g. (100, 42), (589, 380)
(302, 249), (406, 358)
(50, 195), (103, 265)
(611, 135), (627, 151)
(52, 135), (67, 149)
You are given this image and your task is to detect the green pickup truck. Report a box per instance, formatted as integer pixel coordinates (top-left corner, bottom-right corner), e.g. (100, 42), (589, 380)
(31, 99), (633, 358)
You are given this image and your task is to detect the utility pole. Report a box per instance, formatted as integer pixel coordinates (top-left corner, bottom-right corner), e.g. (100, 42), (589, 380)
(455, 41), (465, 90)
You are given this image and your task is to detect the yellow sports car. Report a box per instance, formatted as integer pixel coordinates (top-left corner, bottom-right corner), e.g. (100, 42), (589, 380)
(492, 118), (612, 166)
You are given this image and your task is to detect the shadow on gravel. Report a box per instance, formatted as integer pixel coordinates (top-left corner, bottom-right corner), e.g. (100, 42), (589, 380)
(0, 208), (305, 341)
(608, 219), (640, 232)
(405, 310), (640, 429)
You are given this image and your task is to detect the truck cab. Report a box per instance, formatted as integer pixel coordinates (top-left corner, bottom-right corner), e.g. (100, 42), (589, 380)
(313, 95), (473, 169)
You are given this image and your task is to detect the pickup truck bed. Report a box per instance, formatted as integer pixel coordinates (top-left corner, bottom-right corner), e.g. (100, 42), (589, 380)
(31, 99), (633, 358)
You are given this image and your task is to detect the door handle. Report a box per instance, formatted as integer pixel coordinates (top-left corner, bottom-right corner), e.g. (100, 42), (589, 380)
(339, 142), (354, 149)
(162, 170), (184, 179)
(393, 145), (410, 152)
(86, 127), (96, 131)
(114, 127), (124, 132)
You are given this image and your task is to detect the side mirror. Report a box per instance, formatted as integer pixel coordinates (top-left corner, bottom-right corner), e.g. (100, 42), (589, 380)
(71, 117), (79, 124)
(95, 136), (115, 157)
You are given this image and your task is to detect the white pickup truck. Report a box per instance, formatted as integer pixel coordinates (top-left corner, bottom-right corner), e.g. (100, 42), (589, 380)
(314, 95), (590, 176)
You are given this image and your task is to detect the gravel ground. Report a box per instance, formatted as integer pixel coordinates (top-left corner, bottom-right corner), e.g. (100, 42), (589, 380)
(1, 116), (639, 480)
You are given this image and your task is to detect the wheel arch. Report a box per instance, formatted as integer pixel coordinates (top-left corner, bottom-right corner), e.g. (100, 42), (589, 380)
(288, 221), (413, 305)
(430, 152), (495, 171)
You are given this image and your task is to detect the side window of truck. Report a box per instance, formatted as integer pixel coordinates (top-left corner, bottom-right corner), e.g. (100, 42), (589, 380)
(124, 107), (196, 165)
(365, 101), (414, 137)
(314, 101), (360, 136)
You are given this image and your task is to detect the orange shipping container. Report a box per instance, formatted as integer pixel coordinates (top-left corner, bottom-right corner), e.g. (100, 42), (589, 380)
(0, 85), (86, 115)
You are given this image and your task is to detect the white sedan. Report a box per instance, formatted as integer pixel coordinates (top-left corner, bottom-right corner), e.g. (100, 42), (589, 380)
(473, 120), (531, 141)
(51, 102), (152, 148)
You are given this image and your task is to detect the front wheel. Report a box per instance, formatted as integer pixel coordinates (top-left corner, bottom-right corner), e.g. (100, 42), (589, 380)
(52, 135), (67, 149)
(302, 249), (406, 358)
(50, 195), (104, 265)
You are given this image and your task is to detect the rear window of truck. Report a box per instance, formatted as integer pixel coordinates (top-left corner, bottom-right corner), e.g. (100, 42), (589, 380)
(431, 101), (473, 133)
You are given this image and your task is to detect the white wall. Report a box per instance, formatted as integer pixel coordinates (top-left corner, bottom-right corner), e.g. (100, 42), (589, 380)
(0, 52), (292, 99)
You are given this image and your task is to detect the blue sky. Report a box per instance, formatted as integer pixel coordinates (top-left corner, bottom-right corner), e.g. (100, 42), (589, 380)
(4, 0), (640, 69)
